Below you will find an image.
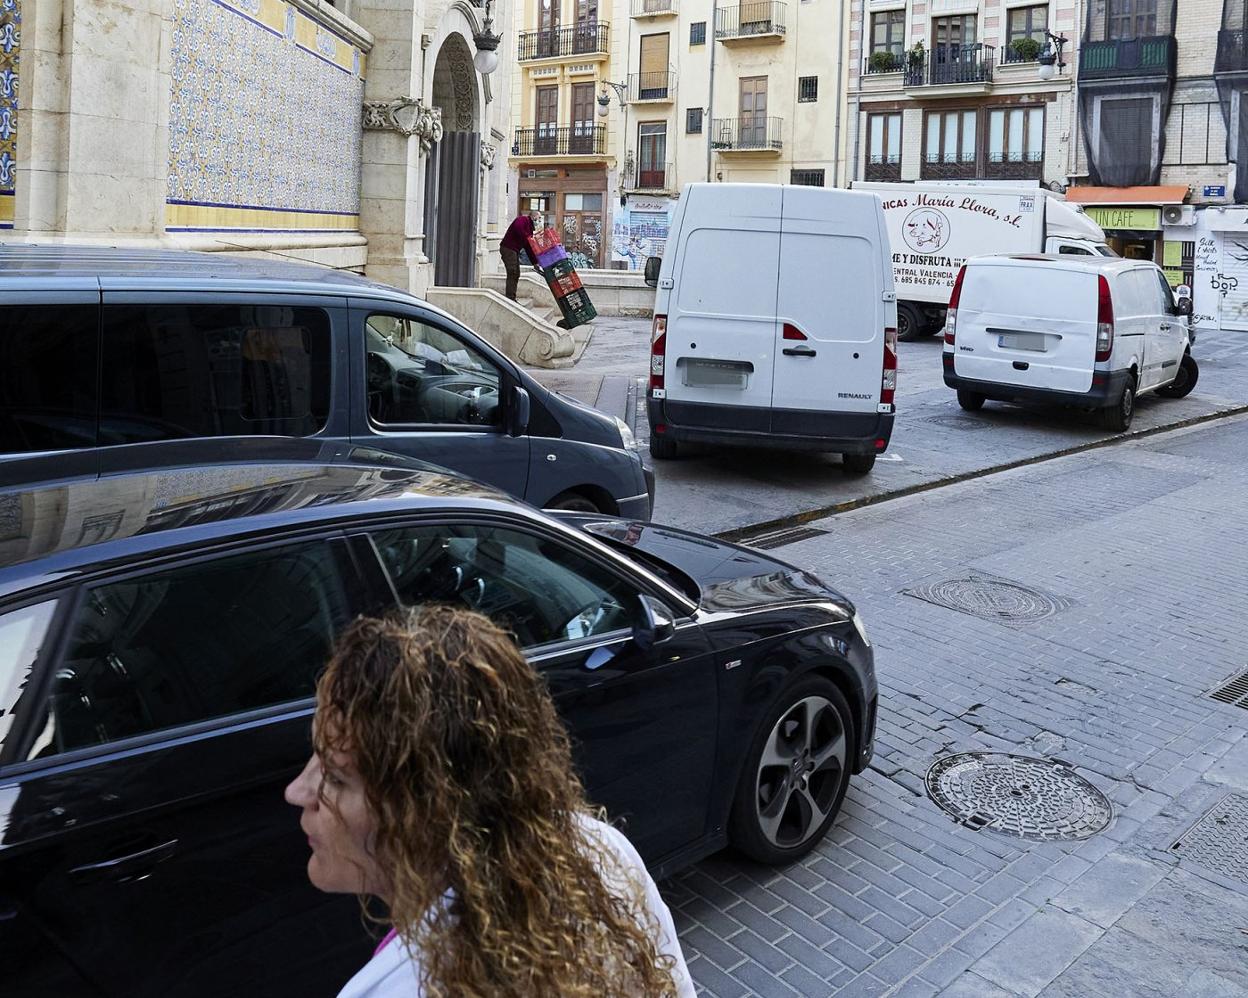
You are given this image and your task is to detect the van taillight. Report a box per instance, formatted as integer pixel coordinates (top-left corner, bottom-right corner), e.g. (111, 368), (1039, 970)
(881, 326), (898, 406)
(1096, 275), (1114, 362)
(650, 314), (667, 391)
(945, 264), (967, 346)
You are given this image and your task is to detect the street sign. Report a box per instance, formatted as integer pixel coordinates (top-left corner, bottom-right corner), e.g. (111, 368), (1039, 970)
(1204, 185), (1226, 197)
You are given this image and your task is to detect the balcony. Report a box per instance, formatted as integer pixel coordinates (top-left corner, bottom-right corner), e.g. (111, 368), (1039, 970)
(864, 157), (901, 182)
(920, 157), (977, 181)
(511, 125), (608, 157)
(631, 0), (677, 18)
(863, 51), (903, 76)
(905, 45), (995, 92)
(628, 71), (676, 103)
(1079, 35), (1176, 81)
(517, 22), (610, 61)
(626, 160), (674, 190)
(715, 2), (786, 43)
(1216, 29), (1248, 75)
(711, 116), (783, 152)
(984, 152), (1044, 181)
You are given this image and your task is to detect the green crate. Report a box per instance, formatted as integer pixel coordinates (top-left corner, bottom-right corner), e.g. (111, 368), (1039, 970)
(543, 258), (577, 281)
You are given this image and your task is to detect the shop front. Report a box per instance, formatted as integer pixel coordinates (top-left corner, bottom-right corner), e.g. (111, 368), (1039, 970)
(1067, 186), (1190, 263)
(517, 165), (609, 269)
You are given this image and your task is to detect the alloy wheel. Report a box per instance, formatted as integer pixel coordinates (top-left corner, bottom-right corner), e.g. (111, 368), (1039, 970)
(754, 695), (847, 849)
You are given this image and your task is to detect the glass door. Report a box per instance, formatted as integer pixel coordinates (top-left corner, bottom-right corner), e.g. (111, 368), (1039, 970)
(535, 86), (559, 155)
(738, 76), (767, 148)
(932, 15), (977, 83)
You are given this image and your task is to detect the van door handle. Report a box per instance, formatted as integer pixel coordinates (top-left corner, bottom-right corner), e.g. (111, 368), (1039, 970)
(1013, 361), (1029, 371)
(69, 838), (179, 885)
(1160, 323), (1172, 331)
(783, 346), (817, 357)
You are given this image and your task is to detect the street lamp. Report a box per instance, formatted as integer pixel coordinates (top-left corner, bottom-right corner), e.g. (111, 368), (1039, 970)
(597, 80), (628, 117)
(473, 0), (501, 76)
(1037, 31), (1067, 81)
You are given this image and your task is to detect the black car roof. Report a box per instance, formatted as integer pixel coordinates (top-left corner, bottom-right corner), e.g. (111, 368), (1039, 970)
(0, 443), (516, 597)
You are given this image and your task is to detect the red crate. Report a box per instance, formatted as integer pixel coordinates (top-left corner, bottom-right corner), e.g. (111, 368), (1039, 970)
(527, 227), (562, 256)
(548, 270), (583, 297)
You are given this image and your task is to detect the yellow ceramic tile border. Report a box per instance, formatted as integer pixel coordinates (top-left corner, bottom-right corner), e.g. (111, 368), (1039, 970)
(0, 191), (13, 227)
(165, 201), (359, 232)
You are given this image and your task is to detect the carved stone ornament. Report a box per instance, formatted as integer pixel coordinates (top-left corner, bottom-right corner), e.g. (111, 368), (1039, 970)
(362, 97), (444, 155)
(480, 143), (496, 170)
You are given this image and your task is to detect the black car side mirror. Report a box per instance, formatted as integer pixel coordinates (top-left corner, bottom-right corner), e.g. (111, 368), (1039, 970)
(633, 594), (676, 651)
(510, 386), (530, 437)
(643, 256), (662, 288)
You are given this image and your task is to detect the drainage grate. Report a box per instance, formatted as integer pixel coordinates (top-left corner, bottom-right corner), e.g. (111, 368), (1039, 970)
(1170, 793), (1248, 887)
(926, 752), (1112, 841)
(747, 526), (829, 551)
(905, 577), (1070, 625)
(1210, 670), (1248, 710)
(928, 413), (991, 430)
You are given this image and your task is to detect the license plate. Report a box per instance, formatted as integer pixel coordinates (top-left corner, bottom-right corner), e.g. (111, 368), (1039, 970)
(997, 332), (1046, 352)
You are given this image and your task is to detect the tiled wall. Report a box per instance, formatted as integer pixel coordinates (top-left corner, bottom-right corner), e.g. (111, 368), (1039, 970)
(167, 0), (366, 233)
(0, 0), (19, 230)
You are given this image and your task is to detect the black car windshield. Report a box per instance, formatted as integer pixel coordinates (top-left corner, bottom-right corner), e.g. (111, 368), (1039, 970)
(588, 535), (701, 604)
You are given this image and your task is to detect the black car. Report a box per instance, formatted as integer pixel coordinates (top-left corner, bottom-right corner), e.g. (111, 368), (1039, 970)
(0, 442), (877, 997)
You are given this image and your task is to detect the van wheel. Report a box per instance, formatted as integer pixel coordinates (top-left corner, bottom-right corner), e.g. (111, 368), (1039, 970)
(1099, 377), (1136, 432)
(842, 453), (876, 474)
(1157, 354), (1199, 399)
(957, 390), (985, 412)
(897, 303), (924, 342)
(546, 491), (602, 513)
(649, 434), (678, 460)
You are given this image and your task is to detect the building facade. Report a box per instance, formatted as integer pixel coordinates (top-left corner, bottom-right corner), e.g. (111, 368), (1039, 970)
(3, 0), (512, 295)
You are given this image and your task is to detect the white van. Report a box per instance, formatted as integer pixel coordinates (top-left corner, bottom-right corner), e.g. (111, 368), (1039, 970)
(642, 183), (897, 472)
(942, 255), (1198, 432)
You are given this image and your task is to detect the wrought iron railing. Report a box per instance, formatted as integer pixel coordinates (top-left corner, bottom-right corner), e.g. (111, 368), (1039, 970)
(985, 153), (1044, 180)
(905, 44), (995, 86)
(715, 2), (786, 40)
(863, 51), (903, 75)
(517, 22), (610, 60)
(864, 157), (902, 181)
(1079, 35), (1175, 79)
(921, 157), (977, 180)
(628, 71), (676, 101)
(512, 125), (607, 156)
(710, 116), (783, 151)
(1216, 29), (1247, 74)
(631, 0), (676, 16)
(627, 160), (673, 189)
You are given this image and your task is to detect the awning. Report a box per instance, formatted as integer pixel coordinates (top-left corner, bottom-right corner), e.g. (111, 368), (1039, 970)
(1065, 185), (1190, 205)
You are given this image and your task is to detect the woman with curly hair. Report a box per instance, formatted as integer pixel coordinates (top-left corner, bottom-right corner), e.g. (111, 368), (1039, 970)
(284, 603), (694, 997)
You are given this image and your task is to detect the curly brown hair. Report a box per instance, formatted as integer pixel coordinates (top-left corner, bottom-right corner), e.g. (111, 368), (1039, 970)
(314, 604), (681, 997)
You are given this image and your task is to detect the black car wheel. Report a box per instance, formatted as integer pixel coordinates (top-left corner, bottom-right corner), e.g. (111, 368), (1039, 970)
(897, 303), (924, 342)
(546, 491), (602, 513)
(649, 434), (678, 460)
(729, 678), (855, 864)
(1099, 376), (1135, 433)
(957, 389), (985, 412)
(841, 453), (876, 475)
(1157, 354), (1199, 399)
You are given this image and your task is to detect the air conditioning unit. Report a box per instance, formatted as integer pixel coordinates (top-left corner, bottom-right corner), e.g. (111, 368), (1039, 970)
(1162, 205), (1195, 226)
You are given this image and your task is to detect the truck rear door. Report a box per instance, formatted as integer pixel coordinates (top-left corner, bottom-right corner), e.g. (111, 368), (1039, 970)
(954, 262), (1098, 393)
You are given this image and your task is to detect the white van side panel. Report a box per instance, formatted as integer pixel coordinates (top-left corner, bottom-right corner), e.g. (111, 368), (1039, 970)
(666, 185), (782, 410)
(954, 264), (1098, 393)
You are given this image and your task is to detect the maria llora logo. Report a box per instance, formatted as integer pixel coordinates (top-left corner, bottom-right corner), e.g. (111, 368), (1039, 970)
(901, 207), (951, 254)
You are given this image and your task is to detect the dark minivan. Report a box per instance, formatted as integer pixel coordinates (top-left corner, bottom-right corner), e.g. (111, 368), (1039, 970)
(0, 245), (653, 515)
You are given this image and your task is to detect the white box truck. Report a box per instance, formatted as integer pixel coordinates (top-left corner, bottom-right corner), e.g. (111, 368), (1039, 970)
(854, 182), (1112, 340)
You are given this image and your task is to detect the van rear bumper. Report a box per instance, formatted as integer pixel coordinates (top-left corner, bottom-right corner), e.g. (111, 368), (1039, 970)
(942, 355), (1130, 408)
(648, 399), (893, 453)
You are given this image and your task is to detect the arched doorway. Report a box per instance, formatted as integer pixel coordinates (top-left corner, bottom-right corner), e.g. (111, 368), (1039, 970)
(425, 33), (481, 287)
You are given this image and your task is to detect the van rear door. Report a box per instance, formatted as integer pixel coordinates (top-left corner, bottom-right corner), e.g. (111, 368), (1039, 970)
(663, 185), (781, 432)
(953, 261), (1097, 393)
(771, 187), (888, 434)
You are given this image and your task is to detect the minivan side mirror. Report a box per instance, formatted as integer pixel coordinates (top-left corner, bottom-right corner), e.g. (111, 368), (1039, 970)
(510, 386), (531, 437)
(633, 594), (676, 651)
(1174, 297), (1193, 317)
(643, 256), (662, 288)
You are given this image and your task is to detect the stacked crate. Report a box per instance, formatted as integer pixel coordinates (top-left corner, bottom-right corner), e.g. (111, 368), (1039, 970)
(527, 227), (597, 328)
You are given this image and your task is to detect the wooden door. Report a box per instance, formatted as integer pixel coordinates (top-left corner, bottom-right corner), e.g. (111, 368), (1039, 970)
(570, 83), (595, 153)
(932, 15), (976, 82)
(574, 0), (598, 52)
(536, 86), (559, 154)
(739, 76), (767, 147)
(538, 0), (559, 56)
(638, 34), (670, 98)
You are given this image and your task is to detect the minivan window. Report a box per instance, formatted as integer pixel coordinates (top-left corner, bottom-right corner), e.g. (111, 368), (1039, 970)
(365, 315), (502, 428)
(371, 524), (636, 649)
(0, 305), (99, 454)
(0, 600), (59, 757)
(100, 304), (331, 443)
(1058, 246), (1092, 256)
(26, 540), (349, 760)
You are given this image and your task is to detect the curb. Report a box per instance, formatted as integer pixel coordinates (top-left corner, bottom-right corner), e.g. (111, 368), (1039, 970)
(713, 403), (1248, 545)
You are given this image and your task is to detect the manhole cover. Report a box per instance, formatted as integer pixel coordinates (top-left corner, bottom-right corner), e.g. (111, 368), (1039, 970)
(1170, 793), (1248, 886)
(926, 753), (1112, 841)
(905, 577), (1069, 624)
(928, 413), (991, 430)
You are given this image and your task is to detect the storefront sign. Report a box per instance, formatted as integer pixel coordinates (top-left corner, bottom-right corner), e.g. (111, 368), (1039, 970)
(1085, 206), (1161, 231)
(1203, 185), (1226, 198)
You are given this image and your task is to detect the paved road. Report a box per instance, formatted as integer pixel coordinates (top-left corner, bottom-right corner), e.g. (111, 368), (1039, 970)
(659, 413), (1248, 997)
(529, 320), (1248, 536)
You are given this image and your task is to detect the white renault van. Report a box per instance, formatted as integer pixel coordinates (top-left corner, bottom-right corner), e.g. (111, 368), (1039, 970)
(642, 183), (897, 472)
(942, 255), (1197, 432)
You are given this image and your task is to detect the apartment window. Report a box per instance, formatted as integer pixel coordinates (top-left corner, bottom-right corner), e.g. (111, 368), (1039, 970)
(686, 107), (704, 133)
(986, 106), (1044, 177)
(790, 169), (825, 186)
(866, 111), (902, 180)
(923, 109), (978, 178)
(1006, 5), (1048, 47)
(638, 122), (667, 188)
(690, 20), (706, 44)
(1108, 0), (1156, 39)
(798, 76), (818, 102)
(870, 9), (905, 59)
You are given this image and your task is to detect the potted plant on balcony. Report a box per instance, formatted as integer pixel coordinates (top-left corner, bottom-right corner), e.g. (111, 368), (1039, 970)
(907, 41), (925, 67)
(868, 50), (900, 73)
(1009, 36), (1043, 63)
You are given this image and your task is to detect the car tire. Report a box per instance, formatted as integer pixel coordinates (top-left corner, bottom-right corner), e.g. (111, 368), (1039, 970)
(545, 491), (602, 513)
(1099, 376), (1136, 432)
(1157, 354), (1199, 399)
(897, 303), (924, 342)
(841, 453), (876, 474)
(649, 434), (678, 460)
(957, 390), (985, 412)
(729, 677), (855, 865)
